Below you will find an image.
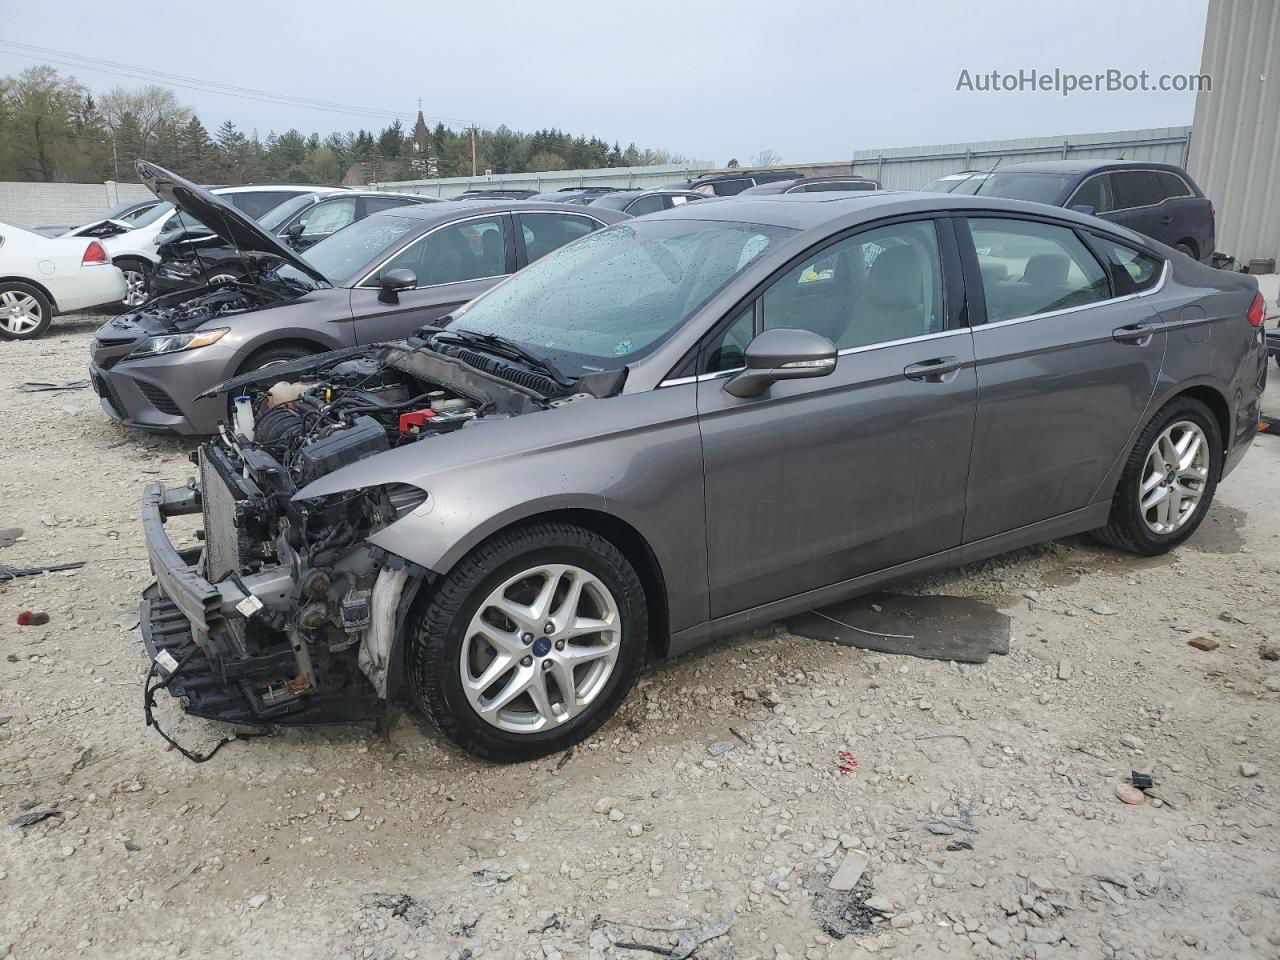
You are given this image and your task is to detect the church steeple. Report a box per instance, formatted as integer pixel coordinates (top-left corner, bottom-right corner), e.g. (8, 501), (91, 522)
(412, 98), (430, 154)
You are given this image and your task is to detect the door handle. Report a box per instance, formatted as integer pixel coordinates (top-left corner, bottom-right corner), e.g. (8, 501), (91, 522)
(1113, 317), (1211, 343)
(903, 356), (963, 381)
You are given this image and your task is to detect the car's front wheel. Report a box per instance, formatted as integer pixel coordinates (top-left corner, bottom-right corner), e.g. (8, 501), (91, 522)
(406, 521), (647, 762)
(116, 259), (152, 308)
(0, 282), (53, 341)
(1093, 395), (1221, 555)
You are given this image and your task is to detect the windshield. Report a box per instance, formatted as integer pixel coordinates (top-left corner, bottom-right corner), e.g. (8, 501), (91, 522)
(449, 218), (793, 376)
(278, 213), (421, 286)
(260, 194), (316, 231)
(972, 172), (1074, 203)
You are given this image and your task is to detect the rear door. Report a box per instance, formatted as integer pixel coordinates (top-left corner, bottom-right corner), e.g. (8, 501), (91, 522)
(349, 213), (514, 343)
(1102, 171), (1172, 246)
(697, 217), (978, 617)
(960, 214), (1166, 542)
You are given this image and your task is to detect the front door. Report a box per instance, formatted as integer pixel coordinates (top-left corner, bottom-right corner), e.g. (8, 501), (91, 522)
(697, 218), (978, 618)
(350, 213), (514, 343)
(960, 215), (1166, 541)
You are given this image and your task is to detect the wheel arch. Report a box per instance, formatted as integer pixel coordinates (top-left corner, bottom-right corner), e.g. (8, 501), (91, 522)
(234, 335), (336, 376)
(0, 276), (58, 314)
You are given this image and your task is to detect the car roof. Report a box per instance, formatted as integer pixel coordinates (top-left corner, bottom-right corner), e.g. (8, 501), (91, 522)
(365, 198), (628, 226)
(990, 159), (1189, 176)
(646, 190), (1151, 236)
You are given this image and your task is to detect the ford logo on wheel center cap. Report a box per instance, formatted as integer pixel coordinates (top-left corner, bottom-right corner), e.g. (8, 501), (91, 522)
(532, 636), (552, 657)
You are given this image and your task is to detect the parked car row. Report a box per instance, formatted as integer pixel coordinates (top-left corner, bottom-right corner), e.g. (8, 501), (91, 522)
(131, 173), (1266, 763)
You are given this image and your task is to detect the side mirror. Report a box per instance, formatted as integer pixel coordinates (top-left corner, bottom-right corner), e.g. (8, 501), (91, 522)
(1069, 203), (1096, 216)
(724, 328), (837, 399)
(378, 268), (417, 304)
(284, 223), (305, 240)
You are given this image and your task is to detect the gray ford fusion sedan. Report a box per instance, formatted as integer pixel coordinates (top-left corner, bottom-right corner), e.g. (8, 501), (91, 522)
(136, 190), (1266, 762)
(89, 162), (625, 436)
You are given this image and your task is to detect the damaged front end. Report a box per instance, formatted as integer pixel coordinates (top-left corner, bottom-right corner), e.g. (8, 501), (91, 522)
(138, 336), (580, 730)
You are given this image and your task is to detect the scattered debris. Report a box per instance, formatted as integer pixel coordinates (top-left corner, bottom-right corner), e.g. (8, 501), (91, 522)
(1057, 659), (1072, 680)
(786, 592), (1010, 663)
(1115, 782), (1146, 805)
(1089, 603), (1118, 616)
(1130, 771), (1154, 791)
(706, 740), (736, 757)
(1239, 762), (1261, 778)
(0, 527), (22, 549)
(836, 751), (859, 773)
(1, 562), (85, 582)
(668, 922), (731, 959)
(1261, 644), (1280, 662)
(927, 821), (956, 835)
(471, 869), (512, 887)
(15, 380), (90, 393)
(10, 809), (61, 829)
(827, 850), (870, 891)
(946, 840), (974, 851)
(15, 611), (50, 626)
(1186, 634), (1220, 651)
(555, 746), (575, 771)
(362, 892), (434, 928)
(247, 893), (269, 910)
(165, 861), (201, 891)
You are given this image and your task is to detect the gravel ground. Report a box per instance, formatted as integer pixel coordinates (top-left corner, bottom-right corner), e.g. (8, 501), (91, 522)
(1, 314), (1279, 960)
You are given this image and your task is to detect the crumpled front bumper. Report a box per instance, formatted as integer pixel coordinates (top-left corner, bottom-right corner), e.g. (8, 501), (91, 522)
(139, 482), (381, 726)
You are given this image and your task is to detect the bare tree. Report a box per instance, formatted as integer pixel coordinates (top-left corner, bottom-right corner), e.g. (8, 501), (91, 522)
(100, 84), (192, 155)
(750, 149), (782, 167)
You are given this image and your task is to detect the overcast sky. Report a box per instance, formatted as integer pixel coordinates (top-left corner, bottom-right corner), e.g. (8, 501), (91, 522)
(0, 0), (1210, 165)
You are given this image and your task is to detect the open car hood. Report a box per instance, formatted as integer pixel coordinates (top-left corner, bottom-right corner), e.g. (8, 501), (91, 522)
(135, 160), (330, 288)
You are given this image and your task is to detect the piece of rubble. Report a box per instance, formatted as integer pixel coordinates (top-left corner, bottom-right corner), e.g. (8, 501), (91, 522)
(1239, 762), (1260, 778)
(827, 850), (870, 891)
(1114, 783), (1146, 805)
(1186, 635), (1219, 651)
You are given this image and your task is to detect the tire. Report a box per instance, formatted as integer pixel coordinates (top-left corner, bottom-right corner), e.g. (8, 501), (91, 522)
(1175, 241), (1198, 261)
(406, 521), (647, 762)
(0, 281), (53, 341)
(1092, 396), (1222, 555)
(115, 258), (153, 309)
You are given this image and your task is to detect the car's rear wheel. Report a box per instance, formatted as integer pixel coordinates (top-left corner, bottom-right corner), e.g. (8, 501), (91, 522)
(406, 521), (647, 762)
(0, 282), (53, 340)
(1093, 396), (1221, 555)
(116, 259), (152, 308)
(1175, 240), (1198, 260)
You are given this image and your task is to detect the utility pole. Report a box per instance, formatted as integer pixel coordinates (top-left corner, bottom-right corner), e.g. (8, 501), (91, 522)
(470, 125), (477, 177)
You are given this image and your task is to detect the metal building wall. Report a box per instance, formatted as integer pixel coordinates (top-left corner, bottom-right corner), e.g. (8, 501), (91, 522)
(1188, 0), (1280, 268)
(849, 128), (1192, 190)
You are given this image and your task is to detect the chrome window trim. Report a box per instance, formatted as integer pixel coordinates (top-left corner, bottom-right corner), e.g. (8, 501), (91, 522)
(975, 259), (1169, 331)
(356, 211), (511, 289)
(1068, 170), (1194, 214)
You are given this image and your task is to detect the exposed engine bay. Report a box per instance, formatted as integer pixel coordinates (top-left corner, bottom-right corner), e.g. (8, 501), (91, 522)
(140, 335), (620, 738)
(136, 277), (305, 331)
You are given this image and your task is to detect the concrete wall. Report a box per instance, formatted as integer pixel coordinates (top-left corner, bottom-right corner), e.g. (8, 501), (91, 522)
(0, 181), (155, 229)
(1189, 0), (1280, 268)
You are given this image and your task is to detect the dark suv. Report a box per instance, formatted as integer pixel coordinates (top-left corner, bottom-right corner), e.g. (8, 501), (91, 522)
(922, 160), (1215, 262)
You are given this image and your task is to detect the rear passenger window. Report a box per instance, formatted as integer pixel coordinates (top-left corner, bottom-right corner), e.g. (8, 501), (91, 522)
(1110, 171), (1161, 210)
(1089, 236), (1164, 295)
(1154, 171), (1192, 200)
(519, 213), (599, 263)
(968, 218), (1109, 322)
(625, 194), (665, 216)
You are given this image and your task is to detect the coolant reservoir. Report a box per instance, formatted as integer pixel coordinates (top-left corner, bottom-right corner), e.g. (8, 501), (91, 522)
(431, 395), (471, 414)
(266, 381), (308, 408)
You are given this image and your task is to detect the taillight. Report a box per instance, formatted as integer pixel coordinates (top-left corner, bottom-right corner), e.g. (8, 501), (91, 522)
(1247, 291), (1265, 327)
(82, 241), (108, 265)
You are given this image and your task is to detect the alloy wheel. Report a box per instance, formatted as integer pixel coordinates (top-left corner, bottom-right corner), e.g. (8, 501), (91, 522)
(121, 269), (149, 307)
(460, 563), (621, 734)
(1140, 420), (1209, 534)
(0, 290), (43, 336)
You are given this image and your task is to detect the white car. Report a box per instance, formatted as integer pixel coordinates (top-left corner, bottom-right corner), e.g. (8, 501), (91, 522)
(0, 221), (127, 340)
(89, 185), (349, 307)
